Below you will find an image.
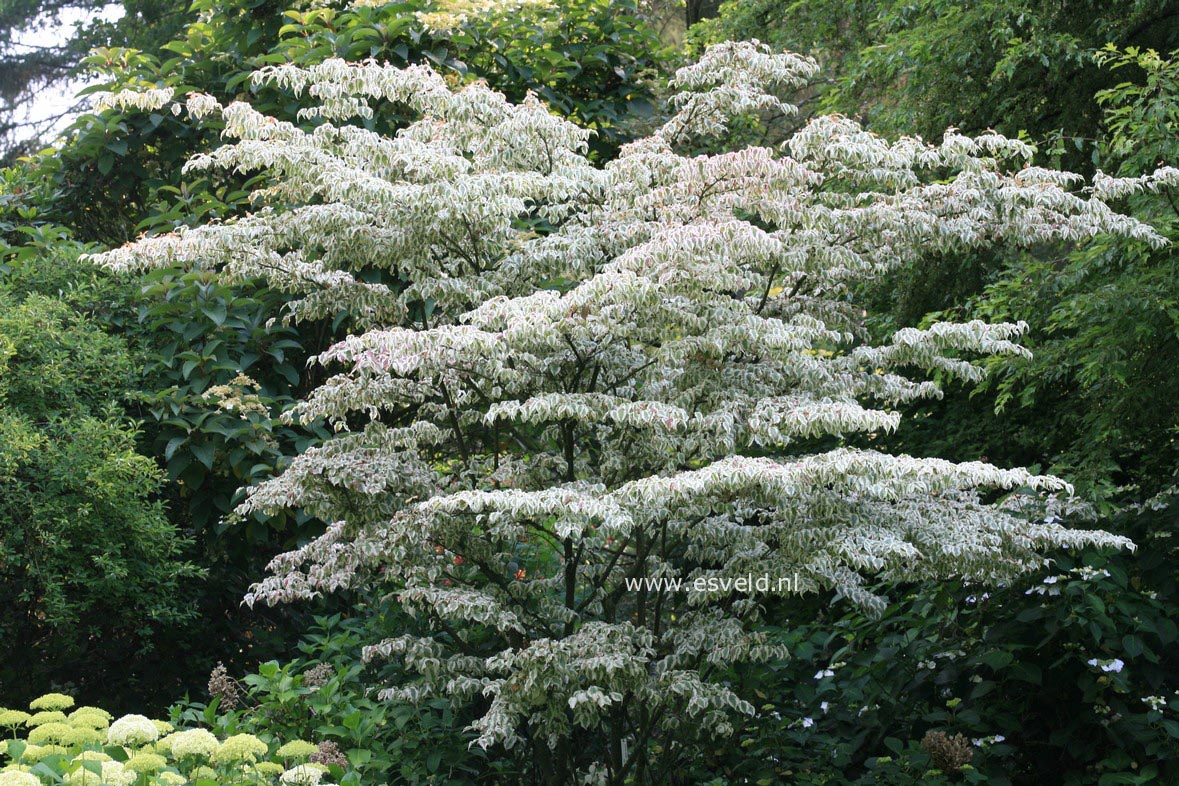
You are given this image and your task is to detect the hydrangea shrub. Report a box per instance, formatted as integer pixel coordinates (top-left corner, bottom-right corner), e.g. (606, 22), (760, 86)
(88, 41), (1173, 784)
(0, 694), (346, 786)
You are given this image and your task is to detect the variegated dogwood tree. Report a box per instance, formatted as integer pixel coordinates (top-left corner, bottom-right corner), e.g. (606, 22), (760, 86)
(90, 42), (1170, 785)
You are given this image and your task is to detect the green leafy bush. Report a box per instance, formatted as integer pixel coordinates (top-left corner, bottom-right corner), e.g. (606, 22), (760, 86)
(0, 289), (203, 707)
(132, 267), (322, 531)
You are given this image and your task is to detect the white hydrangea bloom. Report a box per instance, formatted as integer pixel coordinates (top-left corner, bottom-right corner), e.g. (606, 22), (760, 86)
(106, 714), (159, 747)
(281, 764), (327, 785)
(0, 771), (41, 786)
(63, 760), (135, 786)
(88, 41), (1158, 780)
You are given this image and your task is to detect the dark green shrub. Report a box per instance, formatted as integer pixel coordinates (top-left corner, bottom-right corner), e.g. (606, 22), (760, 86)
(0, 289), (203, 708)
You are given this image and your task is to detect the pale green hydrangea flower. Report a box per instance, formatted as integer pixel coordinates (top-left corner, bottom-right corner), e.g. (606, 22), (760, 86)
(164, 730), (219, 760)
(27, 712), (66, 727)
(67, 708), (111, 731)
(188, 766), (217, 780)
(151, 720), (173, 735)
(154, 773), (186, 786)
(210, 733), (268, 764)
(125, 752), (168, 773)
(62, 727), (104, 746)
(73, 751), (112, 763)
(64, 760), (134, 786)
(29, 694), (74, 712)
(107, 714), (160, 747)
(255, 762), (285, 776)
(109, 764), (139, 786)
(27, 723), (72, 745)
(0, 711), (30, 728)
(276, 740), (318, 760)
(0, 769), (41, 786)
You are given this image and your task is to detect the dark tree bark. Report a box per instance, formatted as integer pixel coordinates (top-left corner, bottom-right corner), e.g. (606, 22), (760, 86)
(685, 0), (721, 27)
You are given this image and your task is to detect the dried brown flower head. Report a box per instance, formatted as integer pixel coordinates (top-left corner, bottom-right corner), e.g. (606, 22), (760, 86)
(208, 662), (241, 710)
(921, 730), (974, 771)
(302, 663), (335, 690)
(309, 740), (349, 769)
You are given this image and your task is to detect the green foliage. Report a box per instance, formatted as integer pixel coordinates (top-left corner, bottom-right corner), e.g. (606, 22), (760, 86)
(0, 224), (318, 702)
(126, 266), (334, 683)
(428, 0), (667, 160)
(0, 293), (128, 419)
(132, 268), (321, 531)
(0, 231), (138, 330)
(0, 286), (202, 708)
(1097, 45), (1179, 169)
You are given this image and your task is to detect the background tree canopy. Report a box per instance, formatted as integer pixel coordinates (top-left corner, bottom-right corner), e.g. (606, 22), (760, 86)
(693, 0), (1179, 169)
(0, 0), (190, 163)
